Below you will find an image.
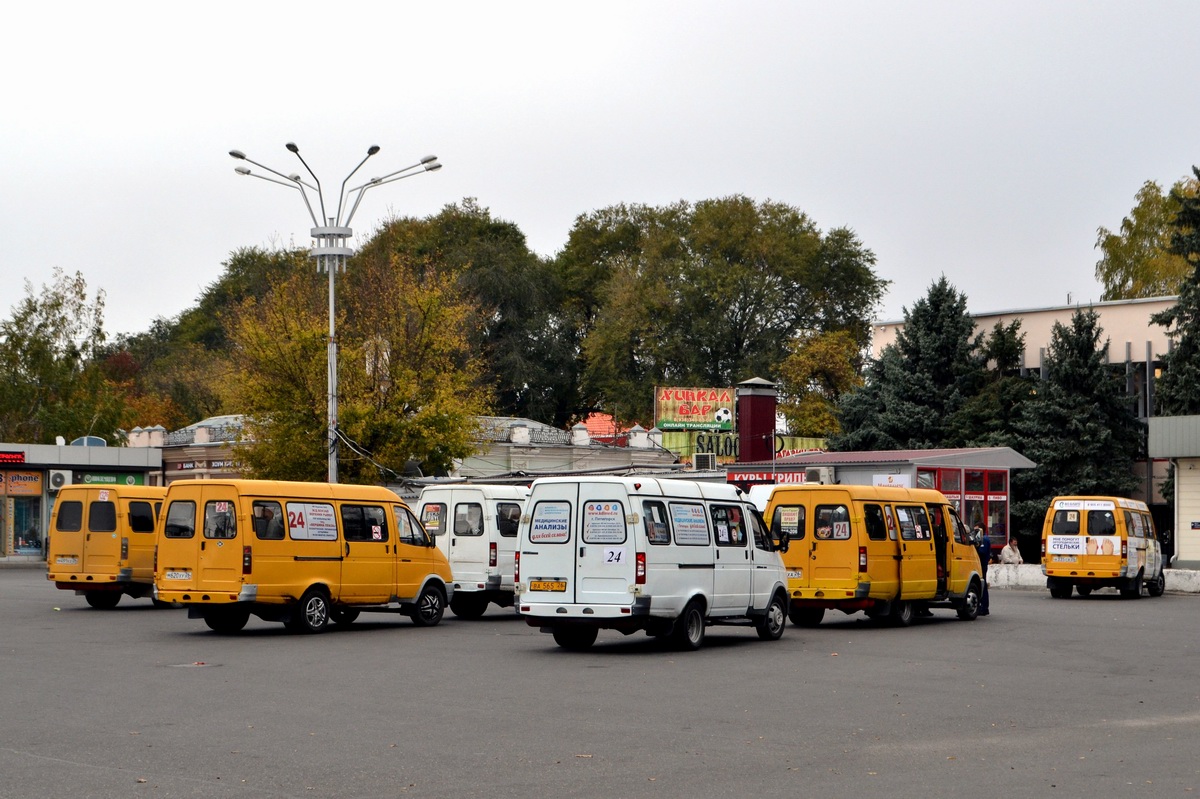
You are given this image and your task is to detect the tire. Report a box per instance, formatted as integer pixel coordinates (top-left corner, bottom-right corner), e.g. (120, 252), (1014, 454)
(756, 592), (787, 641)
(204, 606), (249, 634)
(450, 594), (489, 620)
(956, 580), (981, 621)
(1147, 569), (1166, 598)
(1120, 572), (1143, 599)
(84, 591), (121, 610)
(889, 600), (915, 627)
(788, 606), (825, 628)
(289, 588), (331, 633)
(410, 584), (446, 627)
(1049, 583), (1073, 599)
(1075, 585), (1093, 597)
(331, 608), (360, 626)
(552, 626), (599, 651)
(673, 600), (706, 651)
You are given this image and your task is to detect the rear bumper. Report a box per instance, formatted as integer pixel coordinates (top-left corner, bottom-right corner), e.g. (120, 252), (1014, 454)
(155, 584), (258, 603)
(519, 595), (655, 625)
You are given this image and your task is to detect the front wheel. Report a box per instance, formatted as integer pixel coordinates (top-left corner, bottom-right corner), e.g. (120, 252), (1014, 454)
(410, 585), (446, 627)
(956, 581), (981, 621)
(1147, 569), (1166, 597)
(756, 592), (787, 641)
(287, 588), (331, 633)
(203, 606), (250, 634)
(673, 600), (706, 651)
(552, 626), (599, 651)
(450, 594), (489, 620)
(889, 600), (915, 627)
(331, 608), (359, 626)
(85, 591), (121, 610)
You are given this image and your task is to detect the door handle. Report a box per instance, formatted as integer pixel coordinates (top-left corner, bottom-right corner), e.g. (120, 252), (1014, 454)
(200, 541), (206, 551)
(345, 542), (350, 557)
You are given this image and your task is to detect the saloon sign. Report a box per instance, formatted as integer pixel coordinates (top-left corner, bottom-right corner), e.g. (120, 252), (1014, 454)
(655, 387), (735, 431)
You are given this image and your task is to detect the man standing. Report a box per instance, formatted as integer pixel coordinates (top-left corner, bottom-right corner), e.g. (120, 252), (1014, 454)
(972, 523), (991, 616)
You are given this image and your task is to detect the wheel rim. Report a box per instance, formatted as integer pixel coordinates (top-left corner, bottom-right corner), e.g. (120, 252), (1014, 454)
(965, 589), (979, 614)
(305, 596), (328, 629)
(420, 590), (443, 622)
(766, 600), (785, 635)
(686, 608), (702, 643)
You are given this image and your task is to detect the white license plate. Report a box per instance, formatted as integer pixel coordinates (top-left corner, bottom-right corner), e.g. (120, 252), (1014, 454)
(55, 556), (79, 565)
(164, 571), (192, 580)
(787, 570), (804, 579)
(1051, 555), (1077, 563)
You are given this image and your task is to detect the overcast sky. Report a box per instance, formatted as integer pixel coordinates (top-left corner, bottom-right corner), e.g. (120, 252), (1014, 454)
(4, 1), (1199, 338)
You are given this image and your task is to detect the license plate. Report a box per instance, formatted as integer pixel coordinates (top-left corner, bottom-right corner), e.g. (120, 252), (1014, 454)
(1051, 555), (1077, 563)
(164, 571), (192, 580)
(55, 556), (79, 565)
(787, 570), (803, 579)
(530, 580), (567, 592)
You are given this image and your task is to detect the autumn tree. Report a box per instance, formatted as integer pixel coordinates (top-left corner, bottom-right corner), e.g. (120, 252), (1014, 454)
(227, 248), (490, 483)
(776, 330), (863, 437)
(0, 268), (127, 443)
(1095, 177), (1198, 300)
(557, 196), (887, 424)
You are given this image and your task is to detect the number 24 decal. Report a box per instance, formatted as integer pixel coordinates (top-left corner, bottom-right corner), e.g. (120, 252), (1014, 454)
(603, 547), (626, 564)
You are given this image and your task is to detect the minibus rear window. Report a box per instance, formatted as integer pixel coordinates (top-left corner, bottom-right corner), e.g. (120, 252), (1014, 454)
(814, 505), (851, 540)
(529, 501), (571, 544)
(1051, 510), (1080, 534)
(203, 501), (237, 539)
(583, 500), (626, 544)
(770, 505), (806, 541)
(421, 503), (447, 537)
(89, 502), (117, 533)
(497, 503), (521, 537)
(55, 501), (83, 532)
(164, 501), (196, 539)
(129, 501), (156, 533)
(454, 503), (484, 536)
(1087, 511), (1116, 536)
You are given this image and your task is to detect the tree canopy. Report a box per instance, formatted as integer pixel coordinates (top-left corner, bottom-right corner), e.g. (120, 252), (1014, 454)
(1095, 177), (1197, 300)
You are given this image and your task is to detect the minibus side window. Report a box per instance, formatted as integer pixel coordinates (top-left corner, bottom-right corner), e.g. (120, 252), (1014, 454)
(454, 503), (485, 536)
(342, 505), (389, 542)
(128, 501), (156, 533)
(895, 506), (920, 540)
(583, 500), (626, 544)
(164, 501), (196, 539)
(204, 501), (237, 539)
(771, 505), (805, 541)
(253, 500), (285, 540)
(952, 511), (972, 545)
(89, 502), (117, 533)
(1125, 511), (1140, 538)
(1087, 511), (1116, 536)
(750, 509), (773, 551)
(863, 504), (887, 541)
(497, 503), (521, 537)
(884, 505), (897, 540)
(669, 502), (710, 546)
(642, 501), (671, 545)
(395, 506), (431, 546)
(420, 503), (447, 537)
(711, 504), (747, 547)
(814, 505), (850, 540)
(1052, 510), (1080, 534)
(55, 501), (83, 532)
(1142, 514), (1158, 542)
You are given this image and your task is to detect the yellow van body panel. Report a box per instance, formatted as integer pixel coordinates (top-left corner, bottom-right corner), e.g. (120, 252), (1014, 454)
(47, 485), (167, 593)
(154, 479), (451, 609)
(765, 484), (980, 614)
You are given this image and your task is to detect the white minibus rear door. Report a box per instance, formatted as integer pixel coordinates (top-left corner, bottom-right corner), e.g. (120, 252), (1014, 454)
(574, 490), (637, 607)
(522, 483), (580, 603)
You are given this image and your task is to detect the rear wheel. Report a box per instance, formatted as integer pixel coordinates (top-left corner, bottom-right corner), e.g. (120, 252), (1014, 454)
(889, 600), (915, 627)
(1049, 583), (1073, 599)
(331, 608), (360, 626)
(1147, 569), (1166, 597)
(410, 585), (446, 627)
(203, 606), (250, 634)
(788, 606), (825, 628)
(956, 580), (982, 621)
(756, 592), (787, 641)
(673, 600), (706, 651)
(552, 626), (599, 651)
(450, 594), (489, 620)
(286, 588), (331, 633)
(1120, 572), (1143, 599)
(1075, 585), (1093, 597)
(84, 591), (121, 610)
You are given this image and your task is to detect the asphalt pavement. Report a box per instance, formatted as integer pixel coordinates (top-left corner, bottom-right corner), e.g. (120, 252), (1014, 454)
(2, 569), (1198, 799)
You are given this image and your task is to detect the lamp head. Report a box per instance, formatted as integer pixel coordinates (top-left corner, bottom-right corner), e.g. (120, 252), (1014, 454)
(229, 150), (246, 160)
(367, 145), (380, 156)
(420, 155), (437, 164)
(288, 173), (302, 181)
(286, 142), (299, 153)
(234, 166), (251, 175)
(425, 162), (443, 172)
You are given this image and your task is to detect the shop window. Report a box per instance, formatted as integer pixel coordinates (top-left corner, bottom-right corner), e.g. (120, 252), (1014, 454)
(940, 469), (961, 493)
(988, 471), (1007, 493)
(965, 471), (985, 493)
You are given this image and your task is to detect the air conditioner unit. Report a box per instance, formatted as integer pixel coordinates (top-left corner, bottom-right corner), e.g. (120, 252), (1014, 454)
(48, 469), (73, 492)
(693, 453), (718, 471)
(804, 466), (834, 485)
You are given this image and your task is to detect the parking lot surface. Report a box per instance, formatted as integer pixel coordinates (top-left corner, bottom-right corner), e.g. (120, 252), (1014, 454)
(2, 570), (1198, 798)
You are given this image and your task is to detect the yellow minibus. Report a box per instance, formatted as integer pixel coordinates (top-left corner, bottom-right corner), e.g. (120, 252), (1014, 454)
(154, 479), (453, 633)
(1041, 496), (1165, 598)
(764, 484), (984, 625)
(47, 485), (167, 608)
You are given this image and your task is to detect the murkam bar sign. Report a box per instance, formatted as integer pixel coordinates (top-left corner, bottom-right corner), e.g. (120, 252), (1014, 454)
(655, 387), (735, 431)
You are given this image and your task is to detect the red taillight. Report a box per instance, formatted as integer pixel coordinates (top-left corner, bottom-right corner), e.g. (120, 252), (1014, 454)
(858, 546), (868, 572)
(489, 542), (497, 568)
(636, 552), (646, 585)
(1121, 540), (1127, 557)
(121, 537), (129, 560)
(514, 551), (520, 582)
(242, 546), (252, 575)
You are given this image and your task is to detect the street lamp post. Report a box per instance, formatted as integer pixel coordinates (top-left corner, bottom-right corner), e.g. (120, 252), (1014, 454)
(229, 143), (442, 482)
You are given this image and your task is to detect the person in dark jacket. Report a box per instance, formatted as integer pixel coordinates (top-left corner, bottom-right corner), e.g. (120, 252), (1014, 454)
(972, 523), (991, 616)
